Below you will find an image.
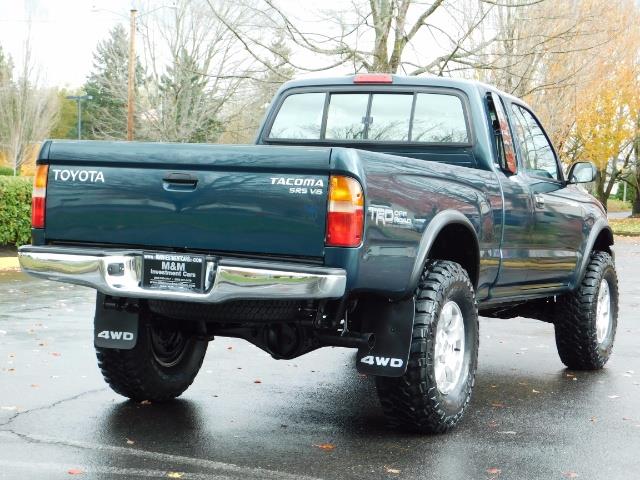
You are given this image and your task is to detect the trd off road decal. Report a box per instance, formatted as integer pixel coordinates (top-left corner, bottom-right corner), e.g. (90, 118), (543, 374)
(368, 204), (413, 228)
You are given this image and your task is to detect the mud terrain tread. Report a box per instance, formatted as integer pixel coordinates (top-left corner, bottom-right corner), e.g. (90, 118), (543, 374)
(554, 251), (618, 370)
(376, 260), (479, 433)
(96, 320), (207, 402)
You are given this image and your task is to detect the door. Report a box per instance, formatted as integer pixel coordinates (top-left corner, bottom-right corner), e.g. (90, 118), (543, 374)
(485, 92), (538, 298)
(509, 104), (584, 287)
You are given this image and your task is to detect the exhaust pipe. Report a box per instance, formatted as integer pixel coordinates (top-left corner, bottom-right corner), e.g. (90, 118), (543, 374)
(317, 332), (375, 349)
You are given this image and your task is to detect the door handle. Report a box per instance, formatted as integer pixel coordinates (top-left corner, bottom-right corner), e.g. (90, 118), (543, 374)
(534, 194), (545, 209)
(163, 172), (198, 185)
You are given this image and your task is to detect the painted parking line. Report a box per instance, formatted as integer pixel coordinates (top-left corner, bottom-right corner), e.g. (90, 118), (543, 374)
(0, 432), (323, 480)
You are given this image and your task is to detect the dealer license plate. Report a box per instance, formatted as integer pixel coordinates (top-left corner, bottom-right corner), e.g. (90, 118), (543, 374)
(142, 253), (205, 292)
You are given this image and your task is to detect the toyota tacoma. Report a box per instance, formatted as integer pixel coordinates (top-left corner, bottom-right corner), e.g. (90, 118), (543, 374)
(19, 74), (618, 433)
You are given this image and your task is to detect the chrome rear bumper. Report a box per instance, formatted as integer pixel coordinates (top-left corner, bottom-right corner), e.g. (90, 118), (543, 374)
(18, 246), (346, 303)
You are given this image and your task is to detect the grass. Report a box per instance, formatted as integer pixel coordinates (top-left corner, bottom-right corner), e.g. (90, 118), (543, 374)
(607, 199), (632, 212)
(610, 217), (640, 236)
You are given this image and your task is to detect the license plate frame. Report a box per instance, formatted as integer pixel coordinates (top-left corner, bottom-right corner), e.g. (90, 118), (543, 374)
(142, 252), (206, 292)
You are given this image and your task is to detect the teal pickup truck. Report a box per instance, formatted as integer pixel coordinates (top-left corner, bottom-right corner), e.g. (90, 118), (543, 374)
(19, 74), (618, 433)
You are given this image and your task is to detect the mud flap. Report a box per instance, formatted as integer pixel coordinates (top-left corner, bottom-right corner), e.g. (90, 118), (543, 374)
(355, 297), (414, 377)
(94, 295), (139, 350)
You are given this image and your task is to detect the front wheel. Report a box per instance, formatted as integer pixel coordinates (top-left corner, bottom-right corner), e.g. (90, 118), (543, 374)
(96, 315), (208, 402)
(554, 251), (618, 370)
(375, 260), (479, 433)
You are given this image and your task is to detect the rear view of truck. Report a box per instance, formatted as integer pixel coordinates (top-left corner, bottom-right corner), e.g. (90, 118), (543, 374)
(19, 74), (498, 434)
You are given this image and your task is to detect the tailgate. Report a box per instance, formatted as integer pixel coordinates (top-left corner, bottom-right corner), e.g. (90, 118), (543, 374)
(43, 142), (330, 258)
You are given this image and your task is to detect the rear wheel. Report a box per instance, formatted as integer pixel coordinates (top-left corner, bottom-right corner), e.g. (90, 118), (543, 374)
(375, 260), (479, 433)
(554, 251), (618, 370)
(96, 315), (207, 402)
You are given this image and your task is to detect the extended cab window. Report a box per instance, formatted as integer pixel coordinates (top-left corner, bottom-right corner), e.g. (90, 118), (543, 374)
(267, 91), (469, 144)
(511, 104), (558, 180)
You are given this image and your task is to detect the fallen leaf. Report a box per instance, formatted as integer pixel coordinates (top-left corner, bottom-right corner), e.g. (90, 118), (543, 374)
(487, 420), (498, 428)
(497, 431), (517, 435)
(126, 438), (135, 445)
(68, 469), (84, 475)
(254, 379), (262, 384)
(313, 443), (336, 451)
(226, 346), (233, 350)
(590, 417), (597, 423)
(486, 467), (501, 475)
(30, 384), (39, 388)
(608, 395), (620, 399)
(167, 473), (183, 479)
(532, 389), (540, 394)
(1, 406), (17, 411)
(139, 400), (152, 405)
(384, 466), (401, 474)
(562, 471), (578, 478)
(491, 402), (505, 408)
(623, 417), (633, 421)
(565, 373), (575, 378)
(51, 352), (61, 357)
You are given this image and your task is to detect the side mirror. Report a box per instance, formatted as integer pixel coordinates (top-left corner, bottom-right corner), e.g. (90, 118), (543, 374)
(567, 161), (597, 184)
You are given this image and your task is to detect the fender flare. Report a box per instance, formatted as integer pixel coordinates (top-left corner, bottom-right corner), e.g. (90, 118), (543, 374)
(571, 219), (614, 289)
(407, 210), (480, 294)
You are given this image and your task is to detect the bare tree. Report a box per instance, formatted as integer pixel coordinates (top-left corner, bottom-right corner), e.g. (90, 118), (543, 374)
(209, 0), (552, 78)
(0, 39), (58, 175)
(137, 0), (257, 143)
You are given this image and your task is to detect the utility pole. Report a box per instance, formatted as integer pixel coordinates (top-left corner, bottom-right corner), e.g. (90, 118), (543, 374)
(127, 8), (137, 141)
(66, 95), (93, 140)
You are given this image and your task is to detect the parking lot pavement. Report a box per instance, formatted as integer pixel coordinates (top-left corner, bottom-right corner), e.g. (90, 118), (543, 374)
(1, 239), (639, 480)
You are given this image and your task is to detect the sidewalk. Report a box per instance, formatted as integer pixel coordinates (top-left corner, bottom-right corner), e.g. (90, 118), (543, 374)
(0, 246), (19, 271)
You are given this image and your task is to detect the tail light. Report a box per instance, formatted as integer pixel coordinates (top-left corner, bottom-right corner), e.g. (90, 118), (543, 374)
(326, 175), (364, 247)
(31, 164), (49, 229)
(353, 73), (393, 84)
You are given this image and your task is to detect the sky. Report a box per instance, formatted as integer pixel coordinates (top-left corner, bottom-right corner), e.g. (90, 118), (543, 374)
(0, 0), (350, 89)
(0, 0), (162, 88)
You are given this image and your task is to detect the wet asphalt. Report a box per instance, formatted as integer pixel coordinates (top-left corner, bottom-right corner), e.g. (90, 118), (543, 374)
(0, 240), (639, 480)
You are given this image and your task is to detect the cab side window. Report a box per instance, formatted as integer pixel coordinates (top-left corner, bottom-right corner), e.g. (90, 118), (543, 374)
(511, 105), (558, 180)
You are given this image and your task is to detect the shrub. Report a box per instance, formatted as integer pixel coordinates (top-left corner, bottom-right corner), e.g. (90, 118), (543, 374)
(0, 166), (15, 176)
(0, 176), (32, 246)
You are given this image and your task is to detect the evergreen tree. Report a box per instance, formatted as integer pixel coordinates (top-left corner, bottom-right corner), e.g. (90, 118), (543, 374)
(156, 49), (221, 143)
(83, 24), (143, 140)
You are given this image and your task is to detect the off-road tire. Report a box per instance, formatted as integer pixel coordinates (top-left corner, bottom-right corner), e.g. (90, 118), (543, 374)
(96, 315), (208, 402)
(148, 299), (300, 322)
(376, 260), (479, 433)
(554, 251), (618, 370)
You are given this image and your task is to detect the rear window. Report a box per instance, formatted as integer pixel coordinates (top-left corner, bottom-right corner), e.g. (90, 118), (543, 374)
(269, 93), (324, 139)
(267, 91), (469, 144)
